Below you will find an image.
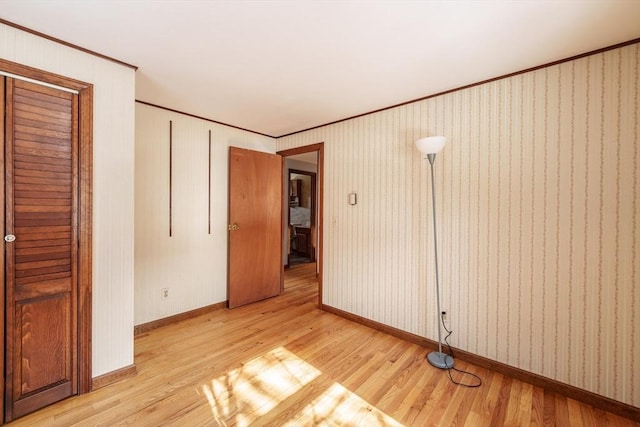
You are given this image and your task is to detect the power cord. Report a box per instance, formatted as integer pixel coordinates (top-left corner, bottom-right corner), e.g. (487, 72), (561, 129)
(440, 312), (483, 388)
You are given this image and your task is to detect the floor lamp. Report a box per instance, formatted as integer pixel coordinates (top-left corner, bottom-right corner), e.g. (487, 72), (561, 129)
(416, 136), (454, 370)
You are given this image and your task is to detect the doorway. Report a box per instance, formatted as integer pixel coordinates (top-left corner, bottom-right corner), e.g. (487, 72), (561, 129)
(288, 169), (316, 266)
(277, 143), (324, 308)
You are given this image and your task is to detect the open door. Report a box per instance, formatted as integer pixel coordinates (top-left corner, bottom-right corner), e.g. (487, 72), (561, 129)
(228, 147), (282, 308)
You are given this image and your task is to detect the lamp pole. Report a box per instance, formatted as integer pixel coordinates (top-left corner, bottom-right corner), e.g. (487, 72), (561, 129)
(425, 153), (454, 370)
(415, 136), (452, 369)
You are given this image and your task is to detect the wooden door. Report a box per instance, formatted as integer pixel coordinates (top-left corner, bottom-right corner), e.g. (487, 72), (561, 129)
(3, 78), (78, 421)
(228, 147), (282, 308)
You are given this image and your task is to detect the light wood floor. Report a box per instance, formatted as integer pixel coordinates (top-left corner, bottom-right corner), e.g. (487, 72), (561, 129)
(8, 263), (638, 426)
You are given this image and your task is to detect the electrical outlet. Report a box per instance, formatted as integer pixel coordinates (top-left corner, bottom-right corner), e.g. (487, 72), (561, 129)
(162, 288), (169, 299)
(441, 310), (448, 324)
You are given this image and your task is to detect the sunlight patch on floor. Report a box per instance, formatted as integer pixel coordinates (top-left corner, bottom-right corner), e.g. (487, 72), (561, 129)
(200, 346), (321, 425)
(200, 346), (402, 426)
(283, 382), (404, 426)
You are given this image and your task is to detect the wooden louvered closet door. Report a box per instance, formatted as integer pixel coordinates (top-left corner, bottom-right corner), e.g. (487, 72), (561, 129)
(3, 77), (78, 421)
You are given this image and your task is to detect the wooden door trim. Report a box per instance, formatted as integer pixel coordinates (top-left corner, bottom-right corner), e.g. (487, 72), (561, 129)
(0, 75), (5, 421)
(0, 58), (96, 93)
(277, 143), (324, 308)
(0, 59), (93, 396)
(78, 85), (93, 393)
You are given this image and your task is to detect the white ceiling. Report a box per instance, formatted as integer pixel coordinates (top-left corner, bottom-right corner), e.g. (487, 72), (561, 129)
(1, 1), (639, 137)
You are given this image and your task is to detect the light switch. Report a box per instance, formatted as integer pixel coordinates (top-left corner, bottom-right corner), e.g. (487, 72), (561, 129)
(348, 192), (357, 205)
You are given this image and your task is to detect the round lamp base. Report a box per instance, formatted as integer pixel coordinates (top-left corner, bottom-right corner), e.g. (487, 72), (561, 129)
(427, 351), (454, 369)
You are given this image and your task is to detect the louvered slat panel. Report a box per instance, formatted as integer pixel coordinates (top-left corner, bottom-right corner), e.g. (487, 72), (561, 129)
(14, 139), (72, 154)
(14, 146), (71, 160)
(13, 109), (71, 126)
(15, 272), (73, 287)
(14, 183), (71, 193)
(14, 87), (70, 105)
(14, 239), (70, 249)
(11, 84), (73, 285)
(15, 219), (70, 227)
(15, 190), (71, 198)
(14, 154), (71, 168)
(14, 168), (72, 179)
(16, 245), (71, 263)
(15, 198), (72, 206)
(13, 98), (71, 119)
(14, 116), (72, 134)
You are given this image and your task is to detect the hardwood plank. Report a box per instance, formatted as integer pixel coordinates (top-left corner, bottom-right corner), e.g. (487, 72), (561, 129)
(489, 375), (513, 426)
(413, 368), (457, 425)
(436, 362), (483, 426)
(555, 392), (571, 425)
(530, 386), (546, 426)
(391, 362), (439, 424)
(6, 262), (640, 426)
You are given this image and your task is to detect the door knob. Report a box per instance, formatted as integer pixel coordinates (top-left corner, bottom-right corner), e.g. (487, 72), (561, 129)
(228, 223), (240, 231)
(4, 234), (16, 243)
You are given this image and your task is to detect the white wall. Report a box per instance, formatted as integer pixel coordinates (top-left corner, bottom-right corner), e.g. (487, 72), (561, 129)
(278, 43), (640, 407)
(134, 103), (276, 325)
(0, 23), (136, 377)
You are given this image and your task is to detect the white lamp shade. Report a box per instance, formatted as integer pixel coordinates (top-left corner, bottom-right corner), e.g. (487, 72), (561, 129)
(416, 136), (446, 154)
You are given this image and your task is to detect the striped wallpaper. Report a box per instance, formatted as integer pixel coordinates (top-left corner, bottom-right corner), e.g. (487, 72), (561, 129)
(278, 43), (639, 407)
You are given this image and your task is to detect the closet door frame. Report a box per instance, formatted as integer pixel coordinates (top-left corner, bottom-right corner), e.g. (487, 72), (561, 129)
(0, 59), (93, 398)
